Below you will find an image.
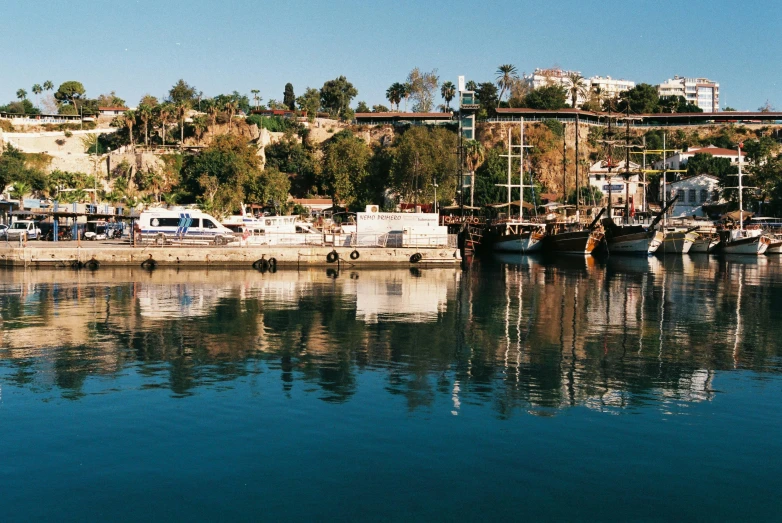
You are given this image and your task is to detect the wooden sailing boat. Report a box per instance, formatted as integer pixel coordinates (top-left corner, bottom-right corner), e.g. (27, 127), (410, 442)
(720, 144), (767, 255)
(488, 119), (546, 254)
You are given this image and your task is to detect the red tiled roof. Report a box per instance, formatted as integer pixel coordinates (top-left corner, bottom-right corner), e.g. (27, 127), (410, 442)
(685, 147), (745, 157)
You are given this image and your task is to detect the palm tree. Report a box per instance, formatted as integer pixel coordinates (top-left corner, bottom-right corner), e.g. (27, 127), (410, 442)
(402, 83), (411, 112)
(11, 181), (32, 201)
(496, 64), (519, 107)
(138, 104), (153, 146)
(43, 80), (54, 92)
(441, 81), (456, 111)
(464, 140), (485, 209)
(123, 110), (136, 146)
(16, 88), (27, 101)
(386, 83), (403, 111)
(251, 89), (261, 110)
(566, 72), (588, 109)
(204, 99), (218, 135)
(175, 101), (189, 146)
(158, 104), (173, 146)
(32, 84), (43, 109)
(191, 115), (208, 142)
(224, 100), (238, 131)
(465, 80), (478, 92)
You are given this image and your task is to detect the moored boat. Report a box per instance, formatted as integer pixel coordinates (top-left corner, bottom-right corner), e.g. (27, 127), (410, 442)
(649, 227), (689, 254)
(683, 229), (721, 254)
(490, 221), (546, 253)
(763, 233), (782, 254)
(719, 228), (766, 255)
(543, 209), (606, 255)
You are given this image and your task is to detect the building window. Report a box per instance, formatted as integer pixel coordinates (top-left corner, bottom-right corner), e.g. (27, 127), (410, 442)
(689, 189), (697, 203)
(700, 189), (709, 202)
(677, 189), (684, 202)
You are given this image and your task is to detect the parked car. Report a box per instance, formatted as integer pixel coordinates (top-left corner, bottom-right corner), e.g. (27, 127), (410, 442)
(6, 220), (42, 240)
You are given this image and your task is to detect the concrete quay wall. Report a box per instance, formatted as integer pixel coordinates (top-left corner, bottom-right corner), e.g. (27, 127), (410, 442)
(0, 245), (461, 269)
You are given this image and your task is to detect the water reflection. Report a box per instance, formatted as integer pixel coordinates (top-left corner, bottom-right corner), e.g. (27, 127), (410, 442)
(1, 257), (781, 412)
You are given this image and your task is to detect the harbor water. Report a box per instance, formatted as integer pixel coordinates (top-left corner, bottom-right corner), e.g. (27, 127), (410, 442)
(1, 255), (781, 521)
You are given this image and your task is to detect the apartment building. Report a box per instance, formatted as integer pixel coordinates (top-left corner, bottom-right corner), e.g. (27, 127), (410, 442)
(657, 76), (720, 112)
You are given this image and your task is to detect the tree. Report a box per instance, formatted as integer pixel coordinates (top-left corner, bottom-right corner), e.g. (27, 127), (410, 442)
(158, 104), (174, 146)
(264, 135), (319, 196)
(723, 106), (737, 111)
(465, 80), (478, 92)
(181, 134), (264, 214)
(386, 83), (404, 111)
(565, 72), (588, 108)
(54, 81), (86, 110)
(95, 91), (126, 108)
(507, 79), (531, 108)
(31, 84), (42, 108)
(372, 104), (390, 113)
(191, 115), (208, 142)
(283, 83), (295, 111)
(475, 82), (499, 117)
(139, 94), (159, 107)
(406, 68), (439, 113)
(43, 80), (54, 92)
(321, 130), (371, 206)
(524, 85), (568, 110)
(390, 127), (458, 205)
(496, 64), (519, 106)
(659, 95), (702, 113)
(440, 81), (456, 110)
(247, 167), (291, 207)
(356, 101), (370, 113)
(615, 83), (659, 114)
(123, 110), (136, 146)
(296, 87), (320, 121)
(138, 104), (153, 146)
(320, 76), (358, 119)
(464, 139), (485, 208)
(176, 101), (189, 145)
(224, 100), (238, 130)
(203, 99), (218, 134)
(402, 82), (411, 112)
(16, 89), (27, 101)
(251, 89), (261, 110)
(168, 79), (197, 105)
(758, 100), (776, 112)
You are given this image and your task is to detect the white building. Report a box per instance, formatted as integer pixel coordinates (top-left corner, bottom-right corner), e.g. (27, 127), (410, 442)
(665, 174), (721, 218)
(653, 145), (745, 170)
(588, 76), (636, 103)
(524, 68), (635, 108)
(657, 77), (720, 112)
(588, 159), (645, 215)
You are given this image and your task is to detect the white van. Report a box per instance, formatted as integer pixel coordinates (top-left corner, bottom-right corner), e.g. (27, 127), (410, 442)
(138, 209), (237, 245)
(6, 220), (42, 240)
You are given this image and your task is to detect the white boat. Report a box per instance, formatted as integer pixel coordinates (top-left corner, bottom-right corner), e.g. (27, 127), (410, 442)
(762, 233), (782, 254)
(720, 228), (767, 255)
(492, 222), (546, 253)
(683, 230), (721, 254)
(649, 227), (688, 254)
(241, 215), (324, 246)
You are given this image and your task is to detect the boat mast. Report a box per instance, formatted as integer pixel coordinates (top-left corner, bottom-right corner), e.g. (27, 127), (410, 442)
(642, 136), (647, 221)
(624, 108), (631, 225)
(563, 122), (567, 205)
(520, 120), (525, 216)
(575, 114), (580, 220)
(662, 133), (667, 227)
(738, 142), (744, 231)
(507, 127), (512, 209)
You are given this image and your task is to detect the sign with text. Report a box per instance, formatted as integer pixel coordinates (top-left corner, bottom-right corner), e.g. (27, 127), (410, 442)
(603, 184), (624, 192)
(357, 212), (440, 232)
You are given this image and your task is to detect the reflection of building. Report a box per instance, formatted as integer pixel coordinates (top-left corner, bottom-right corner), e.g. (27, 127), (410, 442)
(348, 271), (456, 324)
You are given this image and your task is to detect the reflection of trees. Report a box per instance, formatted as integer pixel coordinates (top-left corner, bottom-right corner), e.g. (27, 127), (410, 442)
(0, 262), (781, 415)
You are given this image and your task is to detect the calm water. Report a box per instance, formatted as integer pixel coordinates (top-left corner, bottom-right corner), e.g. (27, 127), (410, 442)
(1, 256), (782, 521)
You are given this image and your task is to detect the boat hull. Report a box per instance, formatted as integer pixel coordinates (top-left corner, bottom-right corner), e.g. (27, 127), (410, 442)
(765, 239), (782, 253)
(684, 232), (720, 254)
(607, 231), (654, 254)
(649, 230), (687, 254)
(722, 235), (764, 255)
(493, 233), (544, 253)
(544, 230), (604, 255)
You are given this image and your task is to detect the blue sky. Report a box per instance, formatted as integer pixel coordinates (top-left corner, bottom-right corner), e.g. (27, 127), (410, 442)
(1, 0), (779, 111)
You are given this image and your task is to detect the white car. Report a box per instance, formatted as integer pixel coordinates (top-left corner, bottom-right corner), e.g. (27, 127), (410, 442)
(6, 220), (42, 240)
